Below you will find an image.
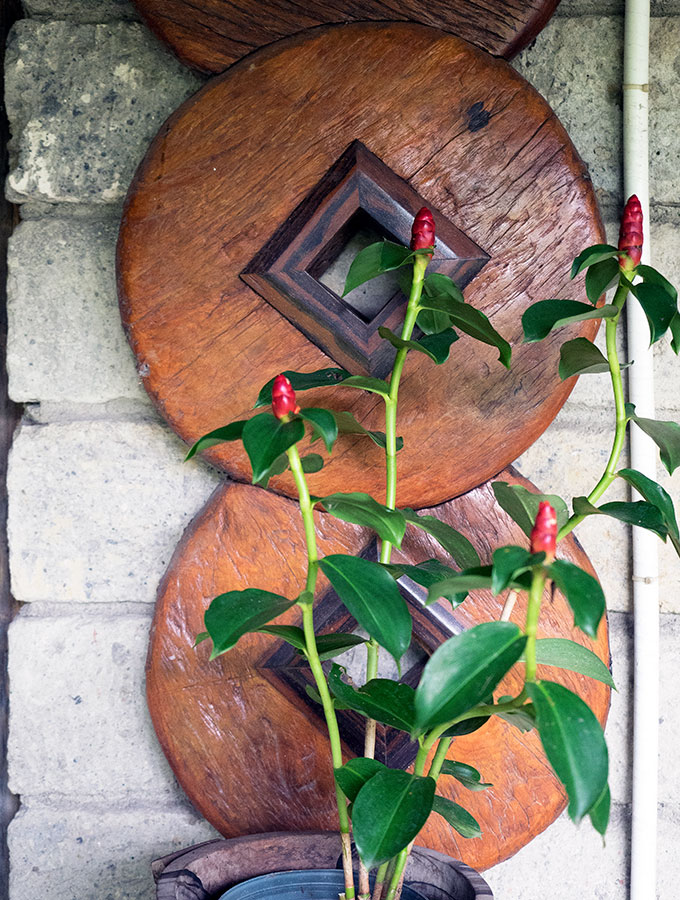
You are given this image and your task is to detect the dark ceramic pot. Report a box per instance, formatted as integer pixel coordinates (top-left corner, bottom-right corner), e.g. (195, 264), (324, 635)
(218, 868), (427, 899)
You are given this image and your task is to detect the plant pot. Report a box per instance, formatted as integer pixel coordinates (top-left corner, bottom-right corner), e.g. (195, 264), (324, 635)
(217, 868), (427, 899)
(152, 832), (494, 900)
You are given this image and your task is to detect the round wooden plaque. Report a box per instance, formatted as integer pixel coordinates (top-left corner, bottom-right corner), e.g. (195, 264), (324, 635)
(118, 23), (604, 510)
(146, 469), (610, 871)
(132, 0), (561, 74)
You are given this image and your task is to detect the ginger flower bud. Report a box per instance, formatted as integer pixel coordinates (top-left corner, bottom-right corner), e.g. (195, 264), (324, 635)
(618, 194), (643, 272)
(530, 502), (558, 563)
(271, 374), (300, 420)
(410, 207), (435, 256)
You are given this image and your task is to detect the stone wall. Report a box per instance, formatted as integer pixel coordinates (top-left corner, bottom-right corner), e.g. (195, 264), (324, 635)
(4, 2), (680, 898)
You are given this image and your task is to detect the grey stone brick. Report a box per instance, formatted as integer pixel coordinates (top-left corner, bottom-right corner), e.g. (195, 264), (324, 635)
(5, 20), (202, 203)
(7, 217), (148, 404)
(8, 613), (181, 799)
(7, 420), (219, 603)
(557, 1), (680, 13)
(8, 804), (218, 900)
(22, 0), (140, 21)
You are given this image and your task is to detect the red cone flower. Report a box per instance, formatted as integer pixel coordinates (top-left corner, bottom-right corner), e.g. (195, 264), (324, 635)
(410, 207), (435, 255)
(530, 502), (558, 563)
(618, 194), (643, 272)
(271, 374), (300, 420)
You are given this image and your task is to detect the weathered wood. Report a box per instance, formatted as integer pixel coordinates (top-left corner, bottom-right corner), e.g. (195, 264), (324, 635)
(146, 470), (610, 871)
(132, 0), (560, 73)
(118, 25), (604, 510)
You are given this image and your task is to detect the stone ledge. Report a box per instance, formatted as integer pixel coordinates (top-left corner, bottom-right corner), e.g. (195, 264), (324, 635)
(23, 0), (140, 21)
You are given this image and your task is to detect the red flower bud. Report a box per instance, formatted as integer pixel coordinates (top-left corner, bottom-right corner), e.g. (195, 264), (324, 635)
(618, 194), (643, 272)
(271, 374), (300, 420)
(530, 501), (557, 563)
(410, 207), (435, 255)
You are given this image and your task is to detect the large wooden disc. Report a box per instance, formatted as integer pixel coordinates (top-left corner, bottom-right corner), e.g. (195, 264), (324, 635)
(132, 0), (560, 73)
(146, 469), (610, 870)
(118, 23), (604, 509)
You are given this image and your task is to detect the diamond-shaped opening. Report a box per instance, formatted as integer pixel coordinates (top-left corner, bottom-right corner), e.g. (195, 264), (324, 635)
(309, 209), (404, 324)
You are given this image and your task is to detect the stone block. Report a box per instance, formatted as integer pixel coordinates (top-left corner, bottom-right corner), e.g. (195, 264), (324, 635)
(22, 0), (139, 21)
(8, 804), (218, 900)
(7, 420), (219, 603)
(8, 613), (181, 799)
(5, 20), (202, 203)
(7, 216), (148, 404)
(557, 1), (680, 13)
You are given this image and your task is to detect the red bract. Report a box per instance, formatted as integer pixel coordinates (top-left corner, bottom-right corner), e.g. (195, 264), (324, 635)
(271, 374), (300, 419)
(530, 501), (558, 563)
(618, 194), (643, 271)
(410, 207), (435, 255)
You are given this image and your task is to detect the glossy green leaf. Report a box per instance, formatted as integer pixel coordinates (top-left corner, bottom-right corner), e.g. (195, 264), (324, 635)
(333, 410), (403, 452)
(318, 555), (412, 664)
(334, 758), (387, 802)
(618, 467), (680, 555)
(627, 404), (680, 475)
(559, 337), (615, 380)
(257, 624), (307, 651)
(317, 493), (406, 547)
(432, 796), (482, 839)
(254, 453), (290, 488)
(300, 408), (338, 453)
(589, 783), (611, 836)
(670, 311), (680, 355)
(527, 680), (608, 822)
(491, 482), (569, 537)
(491, 546), (544, 595)
(420, 274), (510, 368)
(204, 589), (296, 658)
(441, 714), (492, 737)
(341, 375), (392, 399)
(328, 665), (416, 732)
(426, 568), (494, 606)
(522, 299), (618, 343)
(242, 413), (305, 483)
(417, 306), (453, 335)
(343, 241), (413, 296)
(378, 325), (459, 364)
(401, 509), (480, 569)
(494, 699), (536, 733)
(571, 244), (619, 278)
(255, 368), (350, 408)
(381, 559), (461, 591)
(440, 760), (491, 792)
(630, 280), (677, 344)
(414, 622), (526, 733)
(638, 263), (678, 300)
(585, 257), (620, 305)
(548, 559), (605, 638)
(194, 631), (209, 646)
(185, 420), (246, 461)
(300, 453), (324, 474)
(534, 638), (615, 688)
(313, 633), (368, 661)
(352, 770), (436, 868)
(572, 495), (669, 541)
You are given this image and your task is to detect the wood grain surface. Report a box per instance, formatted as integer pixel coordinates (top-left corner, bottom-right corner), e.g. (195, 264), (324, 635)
(146, 469), (611, 871)
(132, 0), (561, 73)
(118, 24), (604, 510)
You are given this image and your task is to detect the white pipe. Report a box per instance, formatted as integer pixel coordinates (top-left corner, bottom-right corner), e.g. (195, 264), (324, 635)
(623, 3), (659, 899)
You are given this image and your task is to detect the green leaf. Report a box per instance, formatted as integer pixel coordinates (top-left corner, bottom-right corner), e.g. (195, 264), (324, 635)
(572, 495), (669, 541)
(441, 715), (492, 737)
(534, 638), (616, 688)
(335, 757), (388, 803)
(637, 264), (678, 302)
(254, 452), (290, 488)
(318, 555), (412, 664)
(417, 306), (453, 335)
(257, 624), (307, 651)
(627, 404), (680, 475)
(494, 699), (536, 733)
(300, 408), (338, 453)
(317, 493), (406, 547)
(401, 509), (481, 569)
(432, 796), (482, 839)
(185, 420), (246, 461)
(343, 241), (413, 295)
(352, 769), (435, 869)
(571, 244), (619, 278)
(630, 280), (677, 344)
(491, 545), (544, 595)
(420, 274), (511, 368)
(589, 783), (611, 836)
(426, 568), (495, 606)
(378, 325), (459, 364)
(670, 312), (680, 355)
(300, 453), (324, 474)
(204, 589), (296, 658)
(194, 631), (210, 646)
(333, 410), (403, 451)
(328, 665), (416, 732)
(242, 413), (305, 483)
(585, 257), (620, 305)
(255, 368), (350, 408)
(315, 633), (368, 661)
(548, 559), (605, 639)
(341, 375), (391, 399)
(559, 337), (615, 380)
(381, 559), (461, 591)
(618, 467), (680, 555)
(491, 482), (569, 537)
(440, 760), (491, 792)
(522, 300), (619, 343)
(414, 622), (526, 733)
(527, 680), (608, 822)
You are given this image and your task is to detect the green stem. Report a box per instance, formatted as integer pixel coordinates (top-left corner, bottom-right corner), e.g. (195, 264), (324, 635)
(524, 567), (547, 683)
(287, 443), (355, 900)
(372, 863), (389, 900)
(428, 737), (453, 781)
(558, 281), (630, 542)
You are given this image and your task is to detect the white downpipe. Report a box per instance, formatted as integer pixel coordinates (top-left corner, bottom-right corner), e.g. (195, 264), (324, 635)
(623, 3), (659, 899)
